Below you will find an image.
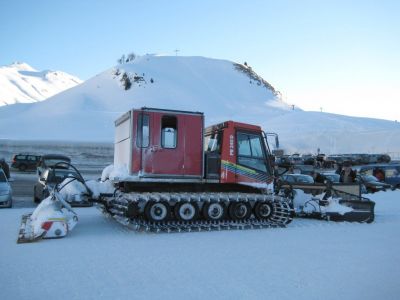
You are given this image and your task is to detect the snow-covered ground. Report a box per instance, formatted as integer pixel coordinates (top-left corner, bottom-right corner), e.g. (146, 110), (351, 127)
(1, 190), (399, 300)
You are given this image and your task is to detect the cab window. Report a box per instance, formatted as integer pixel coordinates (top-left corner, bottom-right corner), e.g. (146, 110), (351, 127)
(161, 116), (177, 149)
(137, 114), (150, 148)
(205, 132), (221, 153)
(237, 132), (267, 172)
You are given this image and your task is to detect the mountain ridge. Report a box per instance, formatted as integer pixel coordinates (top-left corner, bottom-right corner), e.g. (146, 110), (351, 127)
(0, 62), (82, 106)
(0, 55), (399, 154)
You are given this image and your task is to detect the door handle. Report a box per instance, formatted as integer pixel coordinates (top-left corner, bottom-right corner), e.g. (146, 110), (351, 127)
(151, 145), (162, 152)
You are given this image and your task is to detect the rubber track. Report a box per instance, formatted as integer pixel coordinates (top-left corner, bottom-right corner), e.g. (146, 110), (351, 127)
(102, 192), (294, 233)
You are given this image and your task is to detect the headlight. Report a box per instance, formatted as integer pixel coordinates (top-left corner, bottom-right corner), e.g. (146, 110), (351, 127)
(0, 189), (10, 196)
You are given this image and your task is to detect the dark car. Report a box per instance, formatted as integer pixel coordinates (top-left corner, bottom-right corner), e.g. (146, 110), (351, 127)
(281, 174), (314, 184)
(356, 164), (400, 189)
(327, 155), (348, 165)
(289, 154), (303, 165)
(368, 154), (391, 164)
(357, 174), (391, 193)
(37, 154), (71, 177)
(11, 154), (41, 171)
(34, 168), (79, 203)
(275, 155), (293, 169)
(302, 154), (316, 166)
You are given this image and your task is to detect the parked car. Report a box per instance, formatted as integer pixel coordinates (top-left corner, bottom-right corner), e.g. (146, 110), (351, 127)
(294, 164), (314, 175)
(326, 155), (348, 166)
(37, 154), (71, 177)
(0, 169), (12, 208)
(0, 158), (10, 178)
(357, 174), (391, 193)
(34, 168), (79, 203)
(302, 154), (316, 166)
(281, 174), (314, 184)
(275, 155), (293, 169)
(370, 154), (391, 164)
(289, 154), (303, 165)
(319, 172), (340, 183)
(11, 153), (41, 171)
(356, 164), (400, 189)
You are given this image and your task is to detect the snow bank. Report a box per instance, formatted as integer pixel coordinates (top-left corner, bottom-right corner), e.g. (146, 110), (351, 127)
(59, 177), (115, 200)
(101, 164), (129, 182)
(85, 180), (115, 198)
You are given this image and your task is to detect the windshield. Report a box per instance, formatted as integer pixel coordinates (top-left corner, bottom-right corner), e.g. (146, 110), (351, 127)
(323, 174), (340, 182)
(47, 170), (78, 183)
(43, 158), (70, 167)
(237, 132), (268, 173)
(362, 175), (379, 182)
(282, 175), (295, 183)
(296, 175), (314, 183)
(283, 175), (314, 183)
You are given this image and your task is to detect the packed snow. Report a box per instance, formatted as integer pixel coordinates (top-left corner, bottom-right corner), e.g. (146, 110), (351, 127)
(59, 177), (114, 200)
(1, 55), (399, 154)
(292, 189), (353, 215)
(0, 62), (82, 106)
(0, 190), (399, 299)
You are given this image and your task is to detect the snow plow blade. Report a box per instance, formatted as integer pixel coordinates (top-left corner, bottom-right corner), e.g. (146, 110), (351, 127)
(278, 182), (376, 223)
(16, 195), (79, 244)
(17, 214), (46, 244)
(327, 199), (375, 223)
(16, 162), (89, 244)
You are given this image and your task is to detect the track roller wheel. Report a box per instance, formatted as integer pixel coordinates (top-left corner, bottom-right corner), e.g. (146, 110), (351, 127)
(254, 202), (274, 220)
(174, 202), (199, 222)
(228, 202), (252, 220)
(145, 201), (170, 222)
(203, 202), (226, 221)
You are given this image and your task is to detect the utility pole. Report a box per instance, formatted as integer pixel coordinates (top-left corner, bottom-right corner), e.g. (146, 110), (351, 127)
(174, 49), (179, 56)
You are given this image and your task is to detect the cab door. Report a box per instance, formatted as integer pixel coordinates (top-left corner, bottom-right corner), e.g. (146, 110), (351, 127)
(144, 112), (184, 176)
(133, 110), (203, 178)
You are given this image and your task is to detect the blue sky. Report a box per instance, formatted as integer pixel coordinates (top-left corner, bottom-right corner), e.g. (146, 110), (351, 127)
(1, 0), (399, 121)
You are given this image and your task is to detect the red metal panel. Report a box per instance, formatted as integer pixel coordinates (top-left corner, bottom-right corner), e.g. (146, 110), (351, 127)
(146, 111), (184, 175)
(131, 109), (203, 177)
(131, 110), (142, 174)
(220, 121), (237, 183)
(182, 114), (203, 176)
(219, 121), (266, 185)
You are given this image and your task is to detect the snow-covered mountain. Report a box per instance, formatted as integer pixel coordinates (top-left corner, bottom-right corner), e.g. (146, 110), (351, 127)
(0, 62), (82, 106)
(0, 55), (399, 154)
